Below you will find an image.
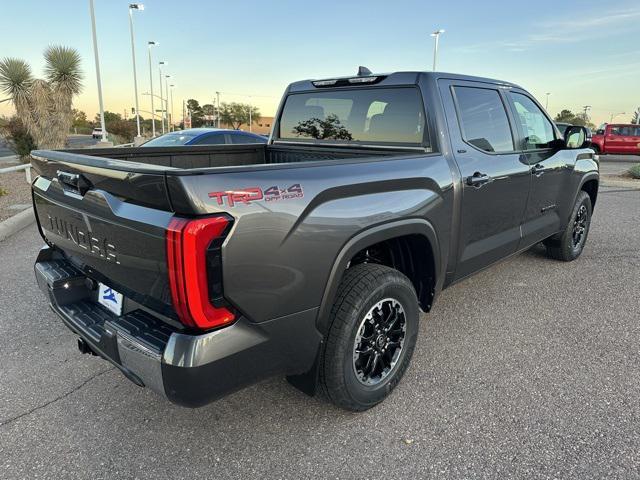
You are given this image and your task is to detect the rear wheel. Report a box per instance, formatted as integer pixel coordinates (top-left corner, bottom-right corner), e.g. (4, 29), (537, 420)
(590, 143), (600, 154)
(319, 263), (419, 411)
(544, 191), (592, 261)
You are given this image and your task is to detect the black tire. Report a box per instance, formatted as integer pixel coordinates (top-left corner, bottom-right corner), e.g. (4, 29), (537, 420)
(545, 191), (592, 261)
(319, 263), (419, 411)
(590, 143), (600, 154)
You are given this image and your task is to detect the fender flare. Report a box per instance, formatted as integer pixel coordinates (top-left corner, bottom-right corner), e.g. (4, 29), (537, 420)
(315, 218), (441, 335)
(575, 172), (600, 211)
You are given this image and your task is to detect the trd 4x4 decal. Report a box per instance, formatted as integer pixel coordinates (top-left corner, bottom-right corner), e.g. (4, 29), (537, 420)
(209, 184), (304, 207)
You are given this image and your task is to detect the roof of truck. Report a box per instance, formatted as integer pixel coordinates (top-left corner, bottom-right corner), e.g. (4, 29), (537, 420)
(289, 71), (521, 92)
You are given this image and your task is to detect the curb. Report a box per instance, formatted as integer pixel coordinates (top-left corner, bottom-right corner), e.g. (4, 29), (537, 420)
(0, 207), (35, 242)
(599, 156), (640, 164)
(600, 177), (640, 190)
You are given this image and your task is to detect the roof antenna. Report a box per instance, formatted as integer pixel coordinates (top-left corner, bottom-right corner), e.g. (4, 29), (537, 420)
(357, 66), (372, 77)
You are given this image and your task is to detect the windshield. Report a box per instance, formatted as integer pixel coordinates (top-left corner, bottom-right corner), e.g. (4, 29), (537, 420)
(142, 132), (198, 147)
(278, 87), (426, 146)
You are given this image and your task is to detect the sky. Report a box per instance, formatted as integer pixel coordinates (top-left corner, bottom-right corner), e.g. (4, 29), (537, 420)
(0, 0), (639, 126)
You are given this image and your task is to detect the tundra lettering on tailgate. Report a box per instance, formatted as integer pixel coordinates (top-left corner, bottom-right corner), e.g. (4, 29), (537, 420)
(45, 214), (120, 264)
(208, 184), (304, 207)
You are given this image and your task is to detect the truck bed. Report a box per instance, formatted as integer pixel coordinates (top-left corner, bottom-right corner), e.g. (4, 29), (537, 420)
(58, 143), (397, 171)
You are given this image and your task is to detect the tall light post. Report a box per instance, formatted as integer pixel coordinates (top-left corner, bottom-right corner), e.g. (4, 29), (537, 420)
(545, 92), (551, 110)
(128, 3), (144, 142)
(216, 91), (220, 127)
(88, 0), (108, 143)
(158, 61), (167, 133)
(164, 75), (171, 131)
(610, 112), (626, 122)
(147, 41), (158, 137)
(169, 84), (175, 132)
(430, 29), (445, 71)
(248, 96), (252, 132)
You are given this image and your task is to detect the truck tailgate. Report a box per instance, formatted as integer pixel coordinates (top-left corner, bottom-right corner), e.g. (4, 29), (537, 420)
(31, 153), (176, 318)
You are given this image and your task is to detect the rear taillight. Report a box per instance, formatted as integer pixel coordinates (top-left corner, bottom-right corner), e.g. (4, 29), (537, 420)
(166, 216), (235, 330)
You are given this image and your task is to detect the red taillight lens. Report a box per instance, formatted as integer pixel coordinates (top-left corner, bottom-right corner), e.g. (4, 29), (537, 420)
(166, 216), (235, 330)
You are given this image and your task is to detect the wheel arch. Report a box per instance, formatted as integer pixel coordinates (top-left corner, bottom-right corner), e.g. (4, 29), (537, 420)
(316, 219), (441, 336)
(580, 175), (599, 210)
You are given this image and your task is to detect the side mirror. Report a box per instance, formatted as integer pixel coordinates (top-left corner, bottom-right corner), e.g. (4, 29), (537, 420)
(564, 125), (589, 149)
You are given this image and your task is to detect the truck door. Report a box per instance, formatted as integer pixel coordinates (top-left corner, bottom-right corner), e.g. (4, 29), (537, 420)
(617, 125), (640, 154)
(440, 80), (531, 280)
(505, 90), (573, 245)
(605, 125), (626, 154)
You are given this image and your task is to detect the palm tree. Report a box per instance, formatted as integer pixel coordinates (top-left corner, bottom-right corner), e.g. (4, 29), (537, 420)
(0, 46), (82, 149)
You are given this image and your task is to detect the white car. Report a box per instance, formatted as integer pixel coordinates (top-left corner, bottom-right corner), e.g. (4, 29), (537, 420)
(91, 128), (103, 139)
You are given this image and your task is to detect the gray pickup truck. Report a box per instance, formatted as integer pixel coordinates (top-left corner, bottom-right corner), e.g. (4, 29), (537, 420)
(31, 70), (598, 411)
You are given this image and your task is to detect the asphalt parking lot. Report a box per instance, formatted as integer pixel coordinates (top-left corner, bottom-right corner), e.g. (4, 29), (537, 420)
(0, 185), (639, 479)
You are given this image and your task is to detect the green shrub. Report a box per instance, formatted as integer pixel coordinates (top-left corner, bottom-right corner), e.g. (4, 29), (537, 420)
(0, 116), (37, 162)
(0, 186), (7, 197)
(629, 164), (640, 180)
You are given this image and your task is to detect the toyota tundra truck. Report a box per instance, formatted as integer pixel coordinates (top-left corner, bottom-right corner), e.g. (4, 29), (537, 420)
(31, 71), (599, 411)
(590, 123), (640, 155)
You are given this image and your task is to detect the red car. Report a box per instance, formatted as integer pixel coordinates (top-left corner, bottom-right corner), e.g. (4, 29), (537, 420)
(591, 124), (640, 154)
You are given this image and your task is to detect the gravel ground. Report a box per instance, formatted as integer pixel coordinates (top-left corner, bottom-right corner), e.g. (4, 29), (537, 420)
(0, 170), (32, 222)
(0, 186), (639, 479)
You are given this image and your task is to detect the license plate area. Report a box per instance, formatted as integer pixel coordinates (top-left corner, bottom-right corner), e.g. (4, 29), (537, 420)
(97, 283), (123, 316)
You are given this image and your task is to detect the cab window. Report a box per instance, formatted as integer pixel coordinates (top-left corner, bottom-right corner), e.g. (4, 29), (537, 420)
(510, 93), (555, 150)
(453, 86), (514, 153)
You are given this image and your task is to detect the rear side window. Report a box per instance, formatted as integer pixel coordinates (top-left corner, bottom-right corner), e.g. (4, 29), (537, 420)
(453, 86), (514, 153)
(614, 126), (640, 136)
(230, 134), (265, 144)
(192, 133), (226, 145)
(510, 93), (555, 149)
(278, 87), (426, 146)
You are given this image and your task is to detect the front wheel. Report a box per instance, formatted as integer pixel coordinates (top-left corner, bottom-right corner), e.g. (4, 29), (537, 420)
(544, 191), (592, 261)
(319, 263), (419, 411)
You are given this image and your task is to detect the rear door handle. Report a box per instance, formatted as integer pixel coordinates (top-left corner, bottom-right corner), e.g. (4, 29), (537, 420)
(466, 172), (493, 188)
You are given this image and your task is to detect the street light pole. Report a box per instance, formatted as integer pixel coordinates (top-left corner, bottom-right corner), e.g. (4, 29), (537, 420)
(248, 96), (252, 132)
(88, 0), (108, 143)
(545, 92), (550, 110)
(430, 29), (445, 71)
(169, 85), (175, 133)
(158, 61), (166, 134)
(147, 41), (157, 137)
(128, 4), (144, 141)
(609, 112), (626, 123)
(216, 91), (220, 127)
(165, 75), (171, 131)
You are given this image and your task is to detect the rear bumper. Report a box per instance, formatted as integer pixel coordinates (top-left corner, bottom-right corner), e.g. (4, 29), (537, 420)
(35, 247), (322, 407)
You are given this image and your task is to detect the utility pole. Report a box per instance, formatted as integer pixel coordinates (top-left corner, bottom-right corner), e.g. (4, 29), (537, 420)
(582, 105), (591, 123)
(88, 0), (108, 143)
(248, 96), (252, 132)
(545, 92), (550, 110)
(430, 29), (445, 71)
